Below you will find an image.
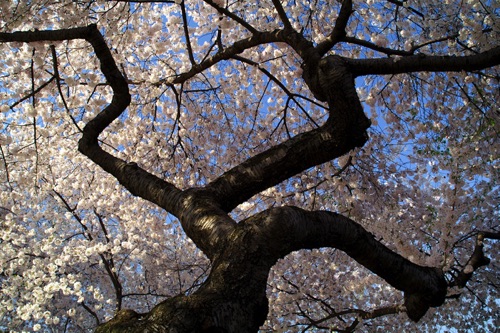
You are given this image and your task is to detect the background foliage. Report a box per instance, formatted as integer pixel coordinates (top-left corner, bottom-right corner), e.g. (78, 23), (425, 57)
(0, 0), (498, 331)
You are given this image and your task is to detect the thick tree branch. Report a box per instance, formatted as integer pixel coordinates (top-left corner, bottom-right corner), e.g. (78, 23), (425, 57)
(3, 3), (498, 332)
(246, 206), (448, 322)
(206, 124), (354, 212)
(206, 106), (365, 212)
(347, 46), (500, 76)
(0, 25), (235, 258)
(207, 55), (370, 212)
(0, 24), (320, 258)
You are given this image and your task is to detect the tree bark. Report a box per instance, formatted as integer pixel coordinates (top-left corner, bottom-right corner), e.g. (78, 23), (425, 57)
(95, 206), (447, 332)
(347, 46), (500, 77)
(207, 54), (371, 212)
(2, 19), (498, 332)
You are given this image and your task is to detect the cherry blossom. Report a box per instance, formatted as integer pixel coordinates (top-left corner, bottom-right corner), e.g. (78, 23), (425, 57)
(0, 0), (499, 332)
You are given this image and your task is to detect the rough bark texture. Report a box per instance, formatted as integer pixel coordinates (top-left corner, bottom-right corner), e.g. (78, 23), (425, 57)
(95, 207), (448, 332)
(2, 3), (499, 331)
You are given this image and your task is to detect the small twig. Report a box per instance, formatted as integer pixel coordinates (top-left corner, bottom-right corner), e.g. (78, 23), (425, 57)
(30, 48), (40, 188)
(50, 45), (83, 132)
(449, 231), (498, 288)
(113, 0), (175, 2)
(203, 0), (258, 34)
(233, 55), (320, 127)
(8, 76), (55, 109)
(386, 0), (424, 18)
(180, 0), (196, 65)
(0, 146), (13, 190)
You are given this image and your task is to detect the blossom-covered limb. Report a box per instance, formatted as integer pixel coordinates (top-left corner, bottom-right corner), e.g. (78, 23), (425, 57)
(247, 206), (448, 321)
(348, 46), (500, 76)
(0, 25), (235, 257)
(208, 55), (370, 212)
(52, 190), (124, 312)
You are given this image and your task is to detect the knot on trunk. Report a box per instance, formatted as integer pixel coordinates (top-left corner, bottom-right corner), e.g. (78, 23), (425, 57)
(301, 56), (356, 103)
(302, 55), (371, 147)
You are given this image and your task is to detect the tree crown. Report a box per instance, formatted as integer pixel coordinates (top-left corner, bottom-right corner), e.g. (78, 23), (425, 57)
(0, 0), (499, 332)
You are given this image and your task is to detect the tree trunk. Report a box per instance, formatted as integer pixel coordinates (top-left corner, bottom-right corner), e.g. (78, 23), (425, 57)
(96, 222), (272, 333)
(96, 207), (448, 332)
(2, 21), (497, 333)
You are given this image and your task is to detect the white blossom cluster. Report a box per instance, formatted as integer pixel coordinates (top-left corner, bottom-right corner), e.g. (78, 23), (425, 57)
(0, 0), (499, 332)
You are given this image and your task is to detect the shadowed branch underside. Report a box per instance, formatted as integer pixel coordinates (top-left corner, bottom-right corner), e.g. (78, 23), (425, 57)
(1, 2), (499, 330)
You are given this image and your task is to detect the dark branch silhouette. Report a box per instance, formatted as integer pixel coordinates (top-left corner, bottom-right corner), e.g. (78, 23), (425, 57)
(1, 3), (498, 330)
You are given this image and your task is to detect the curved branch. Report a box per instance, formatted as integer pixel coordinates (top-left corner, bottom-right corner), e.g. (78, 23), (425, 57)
(348, 46), (500, 77)
(155, 29), (316, 87)
(205, 121), (359, 212)
(159, 31), (283, 85)
(0, 25), (235, 258)
(247, 206), (448, 322)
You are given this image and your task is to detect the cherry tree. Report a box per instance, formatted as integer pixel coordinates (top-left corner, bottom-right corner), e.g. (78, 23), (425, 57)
(0, 0), (499, 332)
